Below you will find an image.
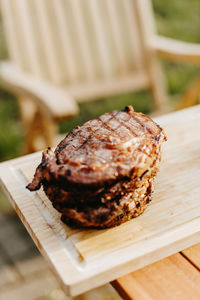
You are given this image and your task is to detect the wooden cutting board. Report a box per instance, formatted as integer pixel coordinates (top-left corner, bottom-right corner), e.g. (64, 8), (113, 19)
(0, 105), (200, 296)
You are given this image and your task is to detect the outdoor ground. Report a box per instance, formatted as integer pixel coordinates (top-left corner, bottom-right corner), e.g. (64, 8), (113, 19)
(0, 213), (121, 300)
(0, 0), (199, 299)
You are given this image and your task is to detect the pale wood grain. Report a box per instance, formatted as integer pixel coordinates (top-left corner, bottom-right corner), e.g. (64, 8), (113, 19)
(86, 0), (112, 79)
(121, 0), (144, 71)
(0, 62), (78, 120)
(69, 1), (94, 81)
(11, 0), (42, 77)
(151, 36), (200, 65)
(49, 0), (78, 83)
(0, 106), (200, 296)
(31, 0), (62, 84)
(67, 72), (149, 102)
(0, 0), (25, 68)
(105, 0), (128, 75)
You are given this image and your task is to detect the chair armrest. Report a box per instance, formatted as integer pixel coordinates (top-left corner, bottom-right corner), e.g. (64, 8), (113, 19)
(0, 61), (79, 120)
(150, 36), (200, 65)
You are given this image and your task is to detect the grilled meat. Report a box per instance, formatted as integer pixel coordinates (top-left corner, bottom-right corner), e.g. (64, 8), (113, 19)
(27, 106), (167, 228)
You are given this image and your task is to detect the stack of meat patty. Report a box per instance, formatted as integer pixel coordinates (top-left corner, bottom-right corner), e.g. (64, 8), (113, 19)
(27, 106), (167, 228)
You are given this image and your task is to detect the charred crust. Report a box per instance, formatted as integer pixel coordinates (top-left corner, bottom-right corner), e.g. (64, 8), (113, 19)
(65, 169), (71, 176)
(38, 159), (48, 170)
(136, 202), (141, 208)
(26, 107), (166, 229)
(123, 105), (134, 113)
(140, 170), (148, 180)
(154, 135), (160, 142)
(156, 124), (162, 131)
(56, 143), (68, 154)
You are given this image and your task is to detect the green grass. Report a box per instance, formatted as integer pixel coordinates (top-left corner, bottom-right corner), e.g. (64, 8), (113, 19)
(0, 91), (24, 161)
(0, 0), (200, 161)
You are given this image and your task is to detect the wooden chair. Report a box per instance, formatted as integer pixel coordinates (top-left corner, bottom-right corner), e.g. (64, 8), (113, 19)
(0, 0), (200, 153)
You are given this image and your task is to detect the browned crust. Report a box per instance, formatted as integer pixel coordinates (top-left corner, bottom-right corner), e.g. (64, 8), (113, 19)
(60, 196), (150, 229)
(26, 106), (167, 229)
(46, 178), (153, 228)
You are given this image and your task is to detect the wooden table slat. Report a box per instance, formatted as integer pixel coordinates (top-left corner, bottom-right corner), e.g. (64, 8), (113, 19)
(113, 247), (200, 300)
(182, 244), (200, 270)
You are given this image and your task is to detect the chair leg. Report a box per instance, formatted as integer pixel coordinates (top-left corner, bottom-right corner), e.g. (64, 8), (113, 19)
(40, 111), (58, 148)
(148, 57), (171, 115)
(17, 96), (57, 153)
(23, 110), (57, 153)
(176, 76), (200, 110)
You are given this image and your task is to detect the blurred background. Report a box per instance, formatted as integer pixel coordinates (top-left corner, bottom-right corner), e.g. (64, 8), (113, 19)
(0, 0), (199, 299)
(0, 0), (200, 164)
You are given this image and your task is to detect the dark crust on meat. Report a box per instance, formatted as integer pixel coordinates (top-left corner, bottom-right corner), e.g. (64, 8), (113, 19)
(42, 152), (160, 207)
(60, 194), (151, 229)
(26, 106), (167, 229)
(43, 175), (154, 228)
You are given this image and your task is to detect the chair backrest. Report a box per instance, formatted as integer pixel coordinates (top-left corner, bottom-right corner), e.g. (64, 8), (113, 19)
(0, 0), (161, 103)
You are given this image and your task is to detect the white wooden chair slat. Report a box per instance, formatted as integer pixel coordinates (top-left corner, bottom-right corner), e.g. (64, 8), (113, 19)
(49, 0), (78, 83)
(87, 0), (113, 79)
(31, 0), (63, 84)
(0, 0), (25, 69)
(121, 0), (144, 71)
(12, 0), (42, 77)
(69, 0), (95, 81)
(67, 72), (149, 102)
(104, 0), (129, 75)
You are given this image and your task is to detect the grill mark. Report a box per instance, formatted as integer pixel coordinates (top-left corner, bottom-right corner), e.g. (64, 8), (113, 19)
(57, 136), (90, 163)
(99, 119), (123, 141)
(112, 113), (139, 137)
(132, 115), (154, 135)
(56, 131), (77, 154)
(56, 143), (68, 154)
(76, 135), (92, 150)
(58, 110), (142, 160)
(156, 123), (163, 131)
(136, 145), (152, 158)
(60, 122), (113, 164)
(57, 110), (159, 167)
(98, 111), (126, 140)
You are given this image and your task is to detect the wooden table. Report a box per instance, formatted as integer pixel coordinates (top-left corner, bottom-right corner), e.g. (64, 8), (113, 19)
(113, 243), (200, 300)
(0, 105), (200, 298)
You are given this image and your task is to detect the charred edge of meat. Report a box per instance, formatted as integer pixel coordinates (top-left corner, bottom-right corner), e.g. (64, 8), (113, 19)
(26, 105), (166, 229)
(48, 179), (154, 226)
(60, 195), (151, 229)
(52, 174), (132, 191)
(42, 175), (140, 206)
(51, 190), (124, 211)
(140, 169), (149, 180)
(123, 106), (134, 113)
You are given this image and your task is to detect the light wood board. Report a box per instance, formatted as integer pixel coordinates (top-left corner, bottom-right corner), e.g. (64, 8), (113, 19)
(0, 105), (200, 296)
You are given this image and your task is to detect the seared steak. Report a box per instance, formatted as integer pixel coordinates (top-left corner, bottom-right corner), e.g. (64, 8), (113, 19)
(27, 106), (167, 228)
